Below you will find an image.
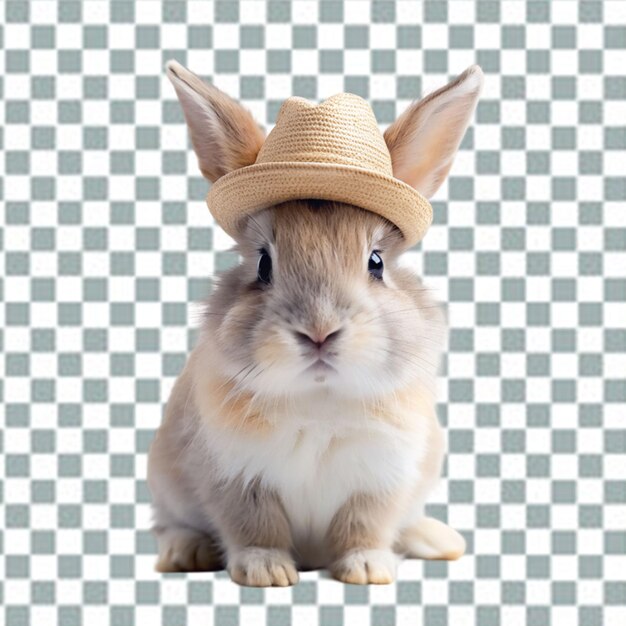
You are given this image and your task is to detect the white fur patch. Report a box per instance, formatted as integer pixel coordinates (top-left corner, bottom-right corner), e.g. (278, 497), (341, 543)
(204, 392), (426, 553)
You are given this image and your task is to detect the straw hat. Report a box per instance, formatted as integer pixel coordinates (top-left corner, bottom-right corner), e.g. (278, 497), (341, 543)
(206, 93), (433, 247)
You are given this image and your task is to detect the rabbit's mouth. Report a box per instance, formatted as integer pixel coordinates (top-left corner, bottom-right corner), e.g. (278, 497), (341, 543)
(305, 358), (337, 383)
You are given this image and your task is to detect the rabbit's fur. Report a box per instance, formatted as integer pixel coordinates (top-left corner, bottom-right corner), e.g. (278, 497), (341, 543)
(148, 63), (483, 585)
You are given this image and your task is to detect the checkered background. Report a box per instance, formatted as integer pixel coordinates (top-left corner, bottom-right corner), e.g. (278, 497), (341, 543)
(1, 0), (625, 624)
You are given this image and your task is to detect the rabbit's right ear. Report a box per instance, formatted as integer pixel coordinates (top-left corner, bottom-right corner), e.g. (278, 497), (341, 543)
(166, 60), (265, 182)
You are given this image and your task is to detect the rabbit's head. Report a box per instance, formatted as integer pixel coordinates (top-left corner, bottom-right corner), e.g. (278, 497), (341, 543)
(167, 62), (482, 399)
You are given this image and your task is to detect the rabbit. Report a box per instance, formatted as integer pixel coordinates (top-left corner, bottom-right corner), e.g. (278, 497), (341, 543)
(148, 61), (483, 586)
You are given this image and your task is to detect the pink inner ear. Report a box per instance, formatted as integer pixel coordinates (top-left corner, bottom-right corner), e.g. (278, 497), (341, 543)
(384, 66), (483, 199)
(387, 116), (459, 199)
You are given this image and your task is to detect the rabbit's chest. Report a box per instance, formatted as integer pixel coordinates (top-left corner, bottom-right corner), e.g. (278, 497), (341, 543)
(215, 413), (423, 550)
(280, 427), (418, 539)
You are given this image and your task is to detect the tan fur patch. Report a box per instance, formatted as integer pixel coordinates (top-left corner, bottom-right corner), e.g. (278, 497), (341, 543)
(198, 373), (274, 436)
(365, 381), (437, 428)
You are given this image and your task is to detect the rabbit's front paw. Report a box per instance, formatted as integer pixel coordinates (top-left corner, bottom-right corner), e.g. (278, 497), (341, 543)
(330, 549), (397, 585)
(228, 547), (299, 587)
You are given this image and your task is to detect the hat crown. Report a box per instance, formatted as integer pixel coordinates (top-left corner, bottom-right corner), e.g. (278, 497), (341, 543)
(256, 93), (393, 176)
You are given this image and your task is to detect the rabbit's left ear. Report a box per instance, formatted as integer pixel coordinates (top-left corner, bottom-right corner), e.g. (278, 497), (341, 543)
(384, 65), (483, 199)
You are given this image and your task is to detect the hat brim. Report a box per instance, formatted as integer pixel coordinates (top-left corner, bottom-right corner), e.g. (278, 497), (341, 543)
(206, 161), (433, 248)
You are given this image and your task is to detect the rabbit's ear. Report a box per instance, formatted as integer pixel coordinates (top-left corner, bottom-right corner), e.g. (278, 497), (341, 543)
(384, 65), (483, 199)
(166, 60), (265, 182)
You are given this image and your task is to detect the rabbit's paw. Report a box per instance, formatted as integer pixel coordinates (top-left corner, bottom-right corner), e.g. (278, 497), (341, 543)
(155, 527), (223, 572)
(330, 549), (397, 585)
(398, 517), (466, 560)
(228, 547), (299, 587)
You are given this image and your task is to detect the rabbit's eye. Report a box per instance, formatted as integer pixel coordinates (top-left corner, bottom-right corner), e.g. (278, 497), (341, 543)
(257, 248), (272, 285)
(368, 251), (383, 280)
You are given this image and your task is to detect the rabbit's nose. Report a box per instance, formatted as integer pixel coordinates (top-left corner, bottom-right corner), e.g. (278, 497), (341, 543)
(294, 327), (342, 350)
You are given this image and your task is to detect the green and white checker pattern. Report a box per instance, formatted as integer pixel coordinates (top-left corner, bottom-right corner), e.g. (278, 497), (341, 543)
(2, 0), (626, 624)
